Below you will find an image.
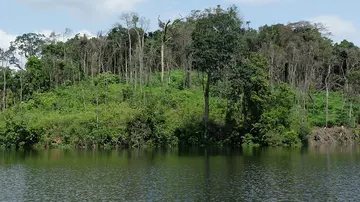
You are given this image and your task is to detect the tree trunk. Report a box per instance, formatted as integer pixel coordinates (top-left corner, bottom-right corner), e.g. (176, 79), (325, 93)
(125, 57), (128, 84)
(204, 73), (210, 139)
(161, 43), (165, 83)
(167, 61), (171, 84)
(325, 65), (331, 128)
(308, 93), (315, 114)
(96, 84), (99, 128)
(128, 30), (132, 85)
(134, 65), (137, 90)
(136, 30), (144, 94)
(148, 56), (152, 84)
(159, 19), (170, 83)
(53, 58), (58, 89)
(341, 93), (346, 113)
(83, 53), (86, 76)
(91, 55), (94, 82)
(187, 57), (192, 88)
(79, 72), (86, 110)
(20, 71), (23, 112)
(128, 31), (132, 64)
(2, 66), (6, 111)
(139, 50), (143, 94)
(349, 101), (353, 127)
(341, 61), (348, 114)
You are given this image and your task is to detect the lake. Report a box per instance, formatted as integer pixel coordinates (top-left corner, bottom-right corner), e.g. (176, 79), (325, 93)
(1, 147), (359, 201)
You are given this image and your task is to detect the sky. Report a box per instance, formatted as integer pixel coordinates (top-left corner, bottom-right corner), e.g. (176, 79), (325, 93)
(0, 0), (359, 51)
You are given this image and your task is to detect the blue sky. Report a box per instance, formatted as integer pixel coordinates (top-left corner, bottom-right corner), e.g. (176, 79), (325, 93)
(0, 0), (359, 49)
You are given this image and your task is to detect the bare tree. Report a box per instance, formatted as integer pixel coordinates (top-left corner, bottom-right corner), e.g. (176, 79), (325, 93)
(158, 16), (171, 83)
(325, 65), (331, 128)
(133, 16), (149, 93)
(0, 48), (5, 111)
(121, 13), (136, 84)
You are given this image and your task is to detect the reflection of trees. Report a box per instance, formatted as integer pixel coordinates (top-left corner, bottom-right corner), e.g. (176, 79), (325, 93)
(204, 148), (211, 201)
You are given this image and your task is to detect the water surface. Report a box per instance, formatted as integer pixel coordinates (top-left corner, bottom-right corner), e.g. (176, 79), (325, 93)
(1, 147), (359, 201)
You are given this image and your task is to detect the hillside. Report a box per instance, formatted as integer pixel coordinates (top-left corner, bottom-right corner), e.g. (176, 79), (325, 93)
(0, 71), (228, 148)
(0, 70), (358, 149)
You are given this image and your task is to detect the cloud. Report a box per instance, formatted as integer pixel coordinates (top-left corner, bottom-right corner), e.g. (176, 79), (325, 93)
(0, 30), (23, 69)
(17, 0), (144, 15)
(0, 30), (16, 50)
(224, 0), (291, 5)
(309, 15), (357, 42)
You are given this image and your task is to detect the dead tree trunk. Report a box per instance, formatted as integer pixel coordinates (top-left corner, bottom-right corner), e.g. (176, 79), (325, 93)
(325, 65), (331, 128)
(204, 73), (210, 139)
(158, 17), (171, 83)
(2, 66), (6, 111)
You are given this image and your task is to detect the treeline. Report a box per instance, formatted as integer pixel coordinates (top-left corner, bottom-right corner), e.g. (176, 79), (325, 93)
(0, 5), (360, 148)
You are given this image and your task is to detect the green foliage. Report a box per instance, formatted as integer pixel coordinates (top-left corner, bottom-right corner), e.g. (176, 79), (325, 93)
(94, 72), (120, 86)
(308, 92), (360, 127)
(11, 33), (46, 58)
(226, 53), (271, 145)
(0, 71), (228, 148)
(241, 134), (257, 147)
(252, 85), (302, 146)
(25, 56), (50, 92)
(192, 5), (242, 81)
(0, 116), (41, 149)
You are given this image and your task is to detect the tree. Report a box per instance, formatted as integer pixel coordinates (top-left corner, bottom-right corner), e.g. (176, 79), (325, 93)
(167, 17), (195, 88)
(0, 48), (6, 111)
(25, 56), (48, 92)
(347, 70), (360, 126)
(121, 13), (138, 85)
(11, 33), (46, 58)
(192, 5), (242, 137)
(158, 17), (171, 83)
(134, 16), (149, 93)
(107, 24), (128, 82)
(0, 48), (14, 111)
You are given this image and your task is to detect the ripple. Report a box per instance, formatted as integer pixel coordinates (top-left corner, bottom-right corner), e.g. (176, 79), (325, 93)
(0, 148), (359, 201)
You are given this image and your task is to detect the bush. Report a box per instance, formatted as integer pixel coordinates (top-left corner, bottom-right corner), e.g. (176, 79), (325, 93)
(0, 117), (41, 149)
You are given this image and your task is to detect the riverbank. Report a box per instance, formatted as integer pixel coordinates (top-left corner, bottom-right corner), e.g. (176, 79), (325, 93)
(309, 126), (360, 146)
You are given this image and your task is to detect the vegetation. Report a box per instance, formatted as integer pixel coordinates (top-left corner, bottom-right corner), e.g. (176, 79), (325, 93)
(0, 5), (360, 149)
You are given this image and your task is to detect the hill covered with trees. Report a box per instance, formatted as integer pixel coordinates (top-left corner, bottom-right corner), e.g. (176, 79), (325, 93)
(0, 5), (359, 149)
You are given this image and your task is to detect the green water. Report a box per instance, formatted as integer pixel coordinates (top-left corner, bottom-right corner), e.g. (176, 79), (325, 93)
(1, 147), (359, 201)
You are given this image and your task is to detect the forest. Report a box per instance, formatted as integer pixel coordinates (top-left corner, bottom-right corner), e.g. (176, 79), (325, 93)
(0, 5), (359, 149)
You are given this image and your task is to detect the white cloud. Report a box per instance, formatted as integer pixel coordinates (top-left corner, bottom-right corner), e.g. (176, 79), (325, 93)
(224, 0), (291, 5)
(0, 30), (16, 50)
(0, 30), (22, 69)
(309, 15), (357, 42)
(18, 0), (144, 15)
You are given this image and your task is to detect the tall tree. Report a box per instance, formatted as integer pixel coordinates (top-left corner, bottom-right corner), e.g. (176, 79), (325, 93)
(11, 33), (46, 58)
(192, 5), (242, 137)
(158, 17), (171, 83)
(0, 48), (6, 111)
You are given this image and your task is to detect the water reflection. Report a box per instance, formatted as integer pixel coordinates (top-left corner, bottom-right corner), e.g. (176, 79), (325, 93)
(0, 147), (359, 201)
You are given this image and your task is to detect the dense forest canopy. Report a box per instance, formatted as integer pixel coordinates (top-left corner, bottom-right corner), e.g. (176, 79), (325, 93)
(0, 5), (360, 149)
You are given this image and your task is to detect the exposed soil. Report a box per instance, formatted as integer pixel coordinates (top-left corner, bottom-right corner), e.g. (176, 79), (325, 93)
(309, 126), (360, 146)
